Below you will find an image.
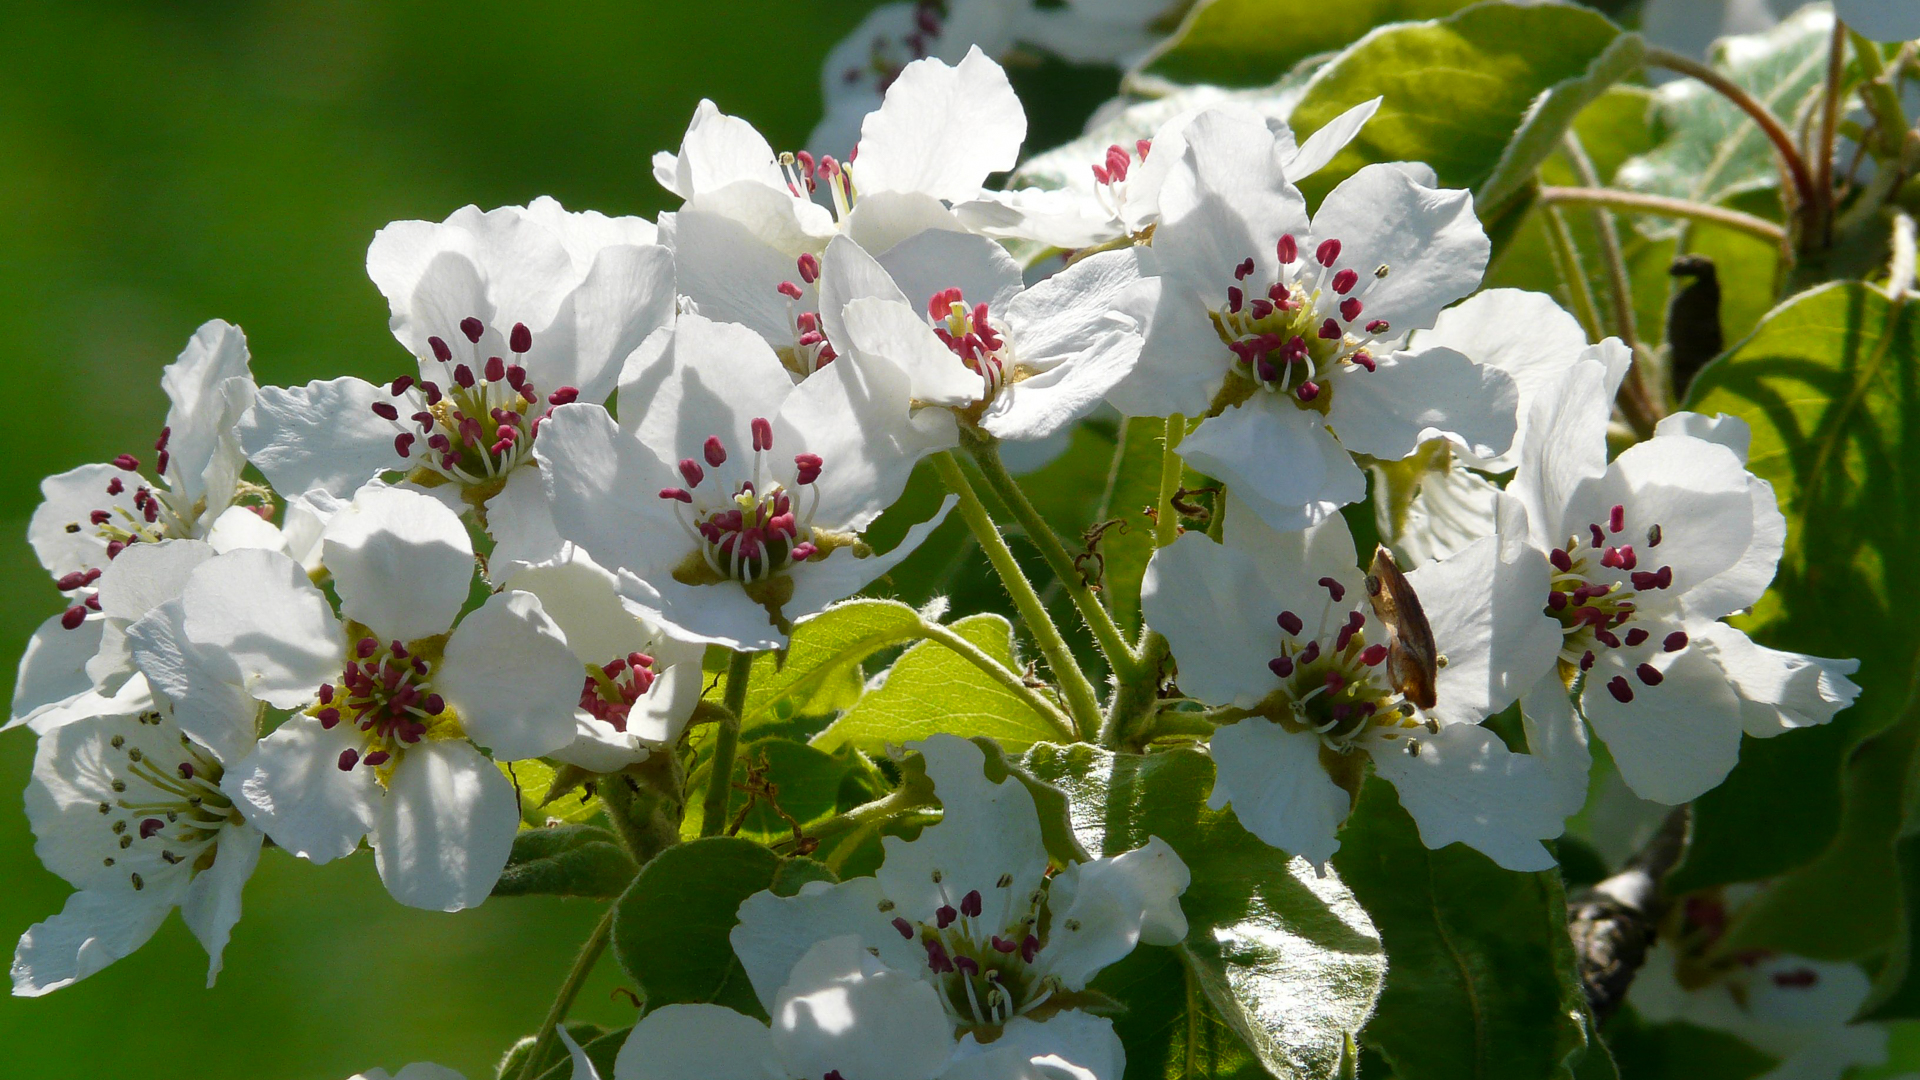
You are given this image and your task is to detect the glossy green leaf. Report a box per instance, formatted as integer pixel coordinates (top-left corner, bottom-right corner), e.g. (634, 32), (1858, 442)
(1025, 742), (1385, 1078)
(1617, 8), (1830, 217)
(1288, 3), (1637, 213)
(611, 836), (779, 1017)
(735, 598), (930, 739)
(1332, 778), (1600, 1080)
(491, 824), (637, 900)
(769, 855), (837, 897)
(681, 737), (886, 841)
(1135, 0), (1476, 89)
(813, 612), (1066, 752)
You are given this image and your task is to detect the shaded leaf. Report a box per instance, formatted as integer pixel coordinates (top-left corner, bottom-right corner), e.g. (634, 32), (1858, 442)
(611, 836), (779, 1017)
(492, 824), (637, 899)
(1135, 0), (1477, 89)
(682, 737), (886, 841)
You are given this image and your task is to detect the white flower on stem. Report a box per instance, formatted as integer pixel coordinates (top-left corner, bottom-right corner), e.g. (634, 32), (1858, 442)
(718, 735), (1184, 1077)
(12, 694), (263, 996)
(958, 94), (1381, 254)
(819, 230), (1152, 443)
(536, 313), (955, 651)
(1142, 498), (1566, 869)
(169, 486), (582, 910)
(1630, 890), (1891, 1080)
(239, 198), (674, 570)
(1507, 360), (1860, 808)
(657, 48), (1024, 368)
(28, 320), (258, 637)
(502, 556), (707, 772)
(1376, 289), (1632, 565)
(1117, 108), (1513, 531)
(348, 1066), (470, 1080)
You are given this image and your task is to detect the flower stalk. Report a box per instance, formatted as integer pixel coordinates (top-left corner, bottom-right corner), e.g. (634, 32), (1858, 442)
(698, 649), (753, 838)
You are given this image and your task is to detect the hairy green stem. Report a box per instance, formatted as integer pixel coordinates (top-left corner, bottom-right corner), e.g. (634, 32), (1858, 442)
(968, 437), (1141, 684)
(515, 903), (615, 1080)
(1814, 20), (1847, 247)
(1560, 135), (1661, 433)
(1536, 186), (1788, 245)
(930, 451), (1104, 740)
(1104, 416), (1186, 748)
(699, 650), (752, 838)
(1852, 33), (1911, 160)
(600, 753), (686, 866)
(772, 786), (933, 853)
(1541, 205), (1607, 343)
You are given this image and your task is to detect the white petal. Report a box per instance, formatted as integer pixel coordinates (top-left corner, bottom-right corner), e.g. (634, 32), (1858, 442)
(1366, 722), (1561, 871)
(1513, 358), (1612, 552)
(436, 590), (581, 761)
(372, 738), (518, 911)
(485, 463), (567, 577)
(179, 824), (263, 987)
(614, 1003), (786, 1080)
(782, 499), (957, 627)
(732, 877), (923, 1014)
(558, 1026), (602, 1080)
(160, 320), (255, 508)
(1580, 631), (1746, 804)
(1403, 535), (1560, 726)
(28, 463), (139, 578)
(625, 313), (796, 461)
(95, 537), (216, 623)
(774, 349), (953, 531)
(207, 504), (289, 555)
(1039, 837), (1190, 991)
(1140, 533), (1288, 710)
(504, 557), (654, 663)
(537, 241), (677, 404)
(1682, 468), (1783, 622)
(1390, 461), (1501, 565)
(10, 889), (174, 996)
(842, 297), (985, 407)
(671, 189), (825, 346)
(943, 1011), (1125, 1080)
(126, 599), (257, 765)
(536, 403), (685, 585)
(1653, 409), (1753, 460)
(1281, 97), (1381, 181)
(1691, 621), (1861, 739)
(1520, 676), (1593, 820)
(1570, 435), (1756, 613)
(1308, 164), (1488, 335)
(664, 99), (787, 198)
(878, 735), (1049, 927)
(1328, 345), (1517, 463)
(855, 46), (1025, 202)
(1106, 277), (1226, 418)
(842, 191), (967, 256)
(773, 935), (955, 1080)
(1207, 719), (1349, 866)
(238, 378), (400, 499)
(983, 327), (1142, 442)
(179, 548), (343, 709)
(230, 717), (379, 863)
(875, 227), (1024, 318)
(1415, 289), (1594, 472)
(1153, 109), (1307, 288)
(819, 233), (915, 357)
(323, 486), (474, 643)
(1180, 402), (1366, 532)
(10, 614), (103, 731)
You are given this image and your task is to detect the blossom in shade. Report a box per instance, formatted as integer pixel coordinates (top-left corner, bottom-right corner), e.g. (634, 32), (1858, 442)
(535, 313), (956, 651)
(1142, 497), (1565, 869)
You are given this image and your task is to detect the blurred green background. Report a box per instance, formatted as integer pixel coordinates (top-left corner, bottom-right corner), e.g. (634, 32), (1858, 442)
(0, 3), (888, 1077)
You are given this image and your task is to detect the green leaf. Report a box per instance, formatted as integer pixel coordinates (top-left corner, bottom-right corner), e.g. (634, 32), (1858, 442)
(1617, 8), (1830, 217)
(611, 836), (779, 1017)
(505, 758), (604, 826)
(735, 598), (930, 739)
(966, 735), (1088, 868)
(491, 824), (638, 899)
(681, 737), (886, 841)
(1024, 742), (1385, 1078)
(770, 855), (837, 896)
(1093, 944), (1296, 1079)
(1092, 415), (1169, 638)
(1287, 3), (1637, 214)
(1671, 282), (1917, 916)
(1135, 0), (1477, 89)
(812, 613), (1065, 752)
(1598, 1007), (1777, 1080)
(1331, 778), (1599, 1080)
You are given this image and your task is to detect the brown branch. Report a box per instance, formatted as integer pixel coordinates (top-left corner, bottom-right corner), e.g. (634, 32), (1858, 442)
(1568, 805), (1691, 1022)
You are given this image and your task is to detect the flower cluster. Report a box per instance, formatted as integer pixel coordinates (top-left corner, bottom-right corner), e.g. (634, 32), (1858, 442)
(7, 33), (1862, 1080)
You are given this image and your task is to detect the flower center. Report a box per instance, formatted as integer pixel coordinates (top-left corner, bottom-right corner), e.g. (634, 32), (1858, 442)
(1210, 235), (1392, 411)
(885, 870), (1058, 1033)
(1089, 139), (1151, 219)
(1265, 576), (1421, 750)
(927, 287), (1011, 401)
(313, 636), (451, 772)
(776, 253), (838, 377)
(660, 419), (823, 586)
(579, 652), (658, 733)
(93, 708), (239, 892)
(371, 316), (580, 498)
(1544, 503), (1684, 703)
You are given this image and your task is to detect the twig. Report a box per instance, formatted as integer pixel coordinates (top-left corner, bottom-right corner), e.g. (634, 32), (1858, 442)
(1536, 187), (1787, 245)
(1644, 45), (1819, 216)
(1568, 805), (1691, 1021)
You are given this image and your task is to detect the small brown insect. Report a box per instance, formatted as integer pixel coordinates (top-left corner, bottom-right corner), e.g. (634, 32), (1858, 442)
(1365, 545), (1438, 710)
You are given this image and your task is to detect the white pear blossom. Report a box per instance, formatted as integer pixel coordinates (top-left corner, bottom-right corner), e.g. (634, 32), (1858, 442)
(718, 735), (1183, 1077)
(28, 319), (258, 635)
(169, 487), (583, 910)
(535, 313), (956, 651)
(1116, 108), (1514, 531)
(239, 198), (674, 571)
(502, 556), (707, 772)
(1507, 360), (1860, 807)
(958, 94), (1381, 254)
(1142, 498), (1565, 869)
(348, 1029), (598, 1080)
(657, 49), (1024, 367)
(818, 230), (1153, 443)
(1378, 289), (1631, 565)
(12, 694), (263, 996)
